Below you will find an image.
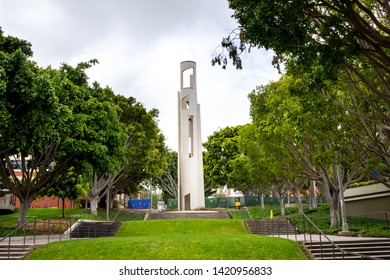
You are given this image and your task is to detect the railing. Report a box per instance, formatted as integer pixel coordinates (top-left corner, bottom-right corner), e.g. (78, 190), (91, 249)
(0, 209), (115, 259)
(267, 218), (298, 241)
(289, 213), (382, 260)
(244, 207), (253, 221)
(112, 208), (122, 222)
(0, 217), (37, 259)
(287, 211), (390, 238)
(347, 211), (390, 237)
(0, 217), (77, 246)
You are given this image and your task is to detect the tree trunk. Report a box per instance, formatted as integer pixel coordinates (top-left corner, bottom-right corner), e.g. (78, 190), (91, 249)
(18, 196), (34, 226)
(90, 196), (99, 215)
(329, 194), (340, 228)
(309, 180), (317, 209)
(318, 171), (340, 228)
(260, 192), (265, 209)
(294, 185), (304, 215)
(279, 198), (285, 217)
(62, 197), (65, 218)
(106, 189), (110, 221)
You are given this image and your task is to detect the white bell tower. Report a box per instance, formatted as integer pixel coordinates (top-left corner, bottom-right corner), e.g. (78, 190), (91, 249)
(177, 61), (205, 210)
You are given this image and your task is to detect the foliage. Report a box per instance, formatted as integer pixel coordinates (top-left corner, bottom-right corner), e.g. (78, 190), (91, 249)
(0, 49), (127, 224)
(213, 0), (390, 187)
(203, 126), (243, 189)
(150, 150), (178, 199)
(0, 28), (166, 223)
(214, 0), (388, 74)
(44, 167), (89, 217)
(111, 93), (168, 195)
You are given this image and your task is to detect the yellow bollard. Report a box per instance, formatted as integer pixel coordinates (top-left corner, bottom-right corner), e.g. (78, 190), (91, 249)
(270, 210), (273, 219)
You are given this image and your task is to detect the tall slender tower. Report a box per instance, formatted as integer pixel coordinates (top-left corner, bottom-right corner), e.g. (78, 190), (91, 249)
(177, 61), (205, 210)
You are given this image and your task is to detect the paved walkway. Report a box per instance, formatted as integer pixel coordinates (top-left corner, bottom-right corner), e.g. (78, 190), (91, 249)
(270, 233), (390, 242)
(0, 234), (72, 245)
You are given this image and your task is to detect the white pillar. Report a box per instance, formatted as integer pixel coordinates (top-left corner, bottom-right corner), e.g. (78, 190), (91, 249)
(177, 61), (205, 210)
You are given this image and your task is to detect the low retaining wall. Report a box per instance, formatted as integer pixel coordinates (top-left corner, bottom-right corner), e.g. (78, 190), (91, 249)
(344, 183), (390, 218)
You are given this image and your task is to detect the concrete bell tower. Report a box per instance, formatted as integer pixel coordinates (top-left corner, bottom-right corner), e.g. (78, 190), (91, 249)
(177, 61), (205, 210)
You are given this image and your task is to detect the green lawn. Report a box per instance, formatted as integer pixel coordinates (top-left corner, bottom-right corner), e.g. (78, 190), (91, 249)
(0, 208), (85, 221)
(26, 219), (308, 260)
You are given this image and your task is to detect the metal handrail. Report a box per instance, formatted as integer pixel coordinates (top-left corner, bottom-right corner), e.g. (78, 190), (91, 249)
(300, 213), (381, 260)
(112, 208), (122, 222)
(0, 217), (37, 243)
(244, 207), (254, 221)
(0, 208), (124, 259)
(0, 217), (37, 260)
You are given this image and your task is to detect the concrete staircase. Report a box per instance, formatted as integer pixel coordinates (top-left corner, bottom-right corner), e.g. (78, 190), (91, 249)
(145, 211), (231, 220)
(69, 221), (122, 238)
(0, 244), (37, 260)
(303, 239), (390, 260)
(245, 219), (297, 235)
(245, 219), (390, 260)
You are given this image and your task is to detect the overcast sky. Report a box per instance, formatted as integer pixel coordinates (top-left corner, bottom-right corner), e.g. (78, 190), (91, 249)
(0, 0), (280, 150)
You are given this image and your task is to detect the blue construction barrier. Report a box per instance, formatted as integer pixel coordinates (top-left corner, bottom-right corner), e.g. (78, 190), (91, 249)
(128, 199), (151, 209)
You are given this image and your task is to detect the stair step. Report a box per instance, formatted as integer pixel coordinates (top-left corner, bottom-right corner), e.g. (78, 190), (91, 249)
(317, 254), (390, 260)
(307, 243), (390, 250)
(69, 221), (122, 238)
(245, 219), (297, 235)
(303, 238), (390, 260)
(305, 240), (390, 246)
(146, 212), (231, 220)
(0, 244), (37, 260)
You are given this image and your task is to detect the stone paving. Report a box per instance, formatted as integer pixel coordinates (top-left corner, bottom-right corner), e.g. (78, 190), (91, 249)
(270, 233), (390, 242)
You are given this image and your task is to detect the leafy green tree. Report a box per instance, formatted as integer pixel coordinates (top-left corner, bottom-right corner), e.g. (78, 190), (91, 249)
(203, 126), (243, 190)
(214, 0), (389, 79)
(0, 31), (68, 224)
(0, 29), (126, 224)
(45, 167), (88, 217)
(85, 91), (168, 214)
(248, 74), (369, 227)
(110, 93), (168, 200)
(213, 1), (390, 183)
(151, 150), (178, 199)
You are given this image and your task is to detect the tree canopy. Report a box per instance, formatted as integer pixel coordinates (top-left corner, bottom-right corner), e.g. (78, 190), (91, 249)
(0, 27), (167, 222)
(212, 0), (389, 190)
(203, 126), (243, 189)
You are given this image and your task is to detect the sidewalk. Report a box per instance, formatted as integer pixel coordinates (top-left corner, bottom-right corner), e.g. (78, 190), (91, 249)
(0, 234), (72, 246)
(272, 233), (390, 242)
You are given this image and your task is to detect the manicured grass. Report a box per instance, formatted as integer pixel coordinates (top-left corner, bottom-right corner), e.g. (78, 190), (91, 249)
(26, 219), (308, 260)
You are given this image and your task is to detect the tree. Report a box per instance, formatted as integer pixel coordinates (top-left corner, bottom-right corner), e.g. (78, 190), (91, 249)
(85, 91), (168, 215)
(80, 86), (129, 215)
(213, 1), (390, 182)
(0, 31), (69, 224)
(230, 124), (271, 208)
(109, 93), (168, 203)
(45, 166), (88, 218)
(151, 150), (178, 199)
(0, 29), (127, 224)
(203, 126), (243, 189)
(248, 74), (368, 227)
